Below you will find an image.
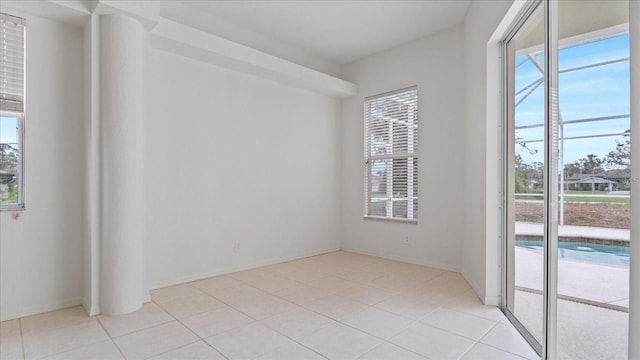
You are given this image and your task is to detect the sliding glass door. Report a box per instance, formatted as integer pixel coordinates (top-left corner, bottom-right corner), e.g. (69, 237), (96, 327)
(555, 2), (630, 359)
(504, 1), (546, 353)
(504, 1), (630, 359)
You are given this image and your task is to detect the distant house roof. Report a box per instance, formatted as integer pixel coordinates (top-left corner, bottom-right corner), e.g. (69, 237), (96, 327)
(596, 169), (631, 180)
(571, 176), (617, 185)
(0, 170), (15, 185)
(566, 169), (630, 182)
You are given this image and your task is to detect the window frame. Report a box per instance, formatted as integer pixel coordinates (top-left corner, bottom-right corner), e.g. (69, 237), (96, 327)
(0, 111), (25, 211)
(0, 12), (26, 211)
(363, 86), (418, 223)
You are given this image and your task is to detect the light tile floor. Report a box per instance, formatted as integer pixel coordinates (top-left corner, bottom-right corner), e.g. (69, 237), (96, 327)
(514, 290), (628, 360)
(0, 251), (539, 360)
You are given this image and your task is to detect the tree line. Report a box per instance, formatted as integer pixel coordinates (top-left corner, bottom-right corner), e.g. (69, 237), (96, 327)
(515, 129), (630, 193)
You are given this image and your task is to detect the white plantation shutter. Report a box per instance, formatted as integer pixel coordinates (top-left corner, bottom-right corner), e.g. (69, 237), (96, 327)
(365, 87), (418, 221)
(0, 13), (25, 112)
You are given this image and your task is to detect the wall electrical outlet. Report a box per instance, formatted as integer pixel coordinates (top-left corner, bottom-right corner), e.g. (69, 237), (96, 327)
(403, 236), (410, 245)
(234, 243), (240, 253)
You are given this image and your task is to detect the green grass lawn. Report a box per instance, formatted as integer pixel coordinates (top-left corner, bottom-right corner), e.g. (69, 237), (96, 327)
(563, 190), (627, 195)
(516, 193), (630, 205)
(563, 195), (629, 205)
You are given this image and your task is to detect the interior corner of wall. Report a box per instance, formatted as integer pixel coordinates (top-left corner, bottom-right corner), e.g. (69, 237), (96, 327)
(81, 295), (100, 316)
(461, 270), (485, 302)
(142, 290), (151, 304)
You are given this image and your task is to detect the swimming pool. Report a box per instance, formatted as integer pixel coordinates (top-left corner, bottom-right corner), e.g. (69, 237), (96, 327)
(515, 240), (629, 266)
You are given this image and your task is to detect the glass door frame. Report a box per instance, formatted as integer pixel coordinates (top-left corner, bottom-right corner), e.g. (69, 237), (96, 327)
(501, 2), (637, 359)
(500, 0), (559, 358)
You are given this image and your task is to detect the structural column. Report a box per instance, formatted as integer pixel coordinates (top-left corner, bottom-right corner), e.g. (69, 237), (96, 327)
(99, 14), (146, 315)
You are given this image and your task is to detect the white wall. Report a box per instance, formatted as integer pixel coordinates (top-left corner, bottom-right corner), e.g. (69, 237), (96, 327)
(0, 0), (519, 321)
(145, 50), (343, 288)
(340, 26), (466, 271)
(461, 0), (518, 304)
(0, 13), (85, 321)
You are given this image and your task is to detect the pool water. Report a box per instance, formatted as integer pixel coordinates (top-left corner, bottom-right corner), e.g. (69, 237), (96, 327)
(515, 240), (630, 266)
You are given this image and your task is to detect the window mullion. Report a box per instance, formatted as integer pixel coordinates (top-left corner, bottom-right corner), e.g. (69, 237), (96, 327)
(387, 119), (394, 216)
(407, 103), (415, 219)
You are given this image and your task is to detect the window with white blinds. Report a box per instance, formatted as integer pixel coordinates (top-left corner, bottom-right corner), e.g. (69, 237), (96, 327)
(1, 13), (25, 112)
(364, 87), (418, 221)
(1, 13), (25, 210)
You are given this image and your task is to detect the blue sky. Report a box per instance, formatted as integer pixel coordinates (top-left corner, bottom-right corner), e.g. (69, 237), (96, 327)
(0, 35), (630, 169)
(0, 116), (18, 147)
(515, 34), (630, 167)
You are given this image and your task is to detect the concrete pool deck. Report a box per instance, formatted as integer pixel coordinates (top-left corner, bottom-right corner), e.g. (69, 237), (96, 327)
(515, 221), (630, 242)
(514, 222), (630, 309)
(514, 290), (628, 360)
(515, 246), (629, 309)
(512, 222), (629, 359)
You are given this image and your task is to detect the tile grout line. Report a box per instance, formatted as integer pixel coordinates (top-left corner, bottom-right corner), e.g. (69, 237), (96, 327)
(432, 305), (505, 325)
(172, 289), (326, 360)
(100, 310), (189, 358)
(256, 328), (331, 360)
(414, 317), (495, 345)
(455, 340), (481, 360)
(200, 281), (336, 359)
(247, 279), (412, 359)
(475, 321), (537, 359)
(11, 252), (537, 360)
(149, 298), (232, 359)
(97, 309), (174, 339)
(253, 304), (354, 359)
(95, 316), (128, 360)
(149, 288), (307, 359)
(18, 317), (26, 360)
(475, 341), (532, 360)
(305, 255), (453, 358)
(204, 266), (378, 359)
(20, 310), (114, 360)
(142, 339), (215, 360)
(360, 340), (430, 360)
(332, 306), (420, 342)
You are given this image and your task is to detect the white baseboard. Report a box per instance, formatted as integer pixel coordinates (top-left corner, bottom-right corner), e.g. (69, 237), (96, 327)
(461, 270), (501, 306)
(82, 292), (150, 317)
(1, 248), (343, 321)
(483, 294), (501, 306)
(82, 298), (100, 317)
(1, 296), (83, 322)
(461, 270), (484, 301)
(340, 246), (460, 272)
(8, 245), (479, 321)
(143, 291), (151, 304)
(149, 246), (341, 290)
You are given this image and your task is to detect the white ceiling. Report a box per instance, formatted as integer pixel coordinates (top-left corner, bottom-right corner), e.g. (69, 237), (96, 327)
(182, 0), (471, 65)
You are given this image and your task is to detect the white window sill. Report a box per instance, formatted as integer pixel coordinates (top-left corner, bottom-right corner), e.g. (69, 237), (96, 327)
(363, 216), (417, 224)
